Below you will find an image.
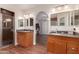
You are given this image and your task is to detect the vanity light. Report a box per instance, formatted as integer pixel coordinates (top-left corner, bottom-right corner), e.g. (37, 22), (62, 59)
(52, 8), (55, 12)
(64, 5), (69, 9)
(24, 15), (29, 19)
(57, 7), (61, 10)
(29, 14), (33, 17)
(18, 16), (24, 19)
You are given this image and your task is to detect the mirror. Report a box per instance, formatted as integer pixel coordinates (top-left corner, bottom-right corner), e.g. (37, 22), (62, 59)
(74, 10), (79, 25)
(59, 17), (65, 26)
(71, 14), (74, 26)
(25, 19), (28, 27)
(18, 19), (24, 28)
(58, 12), (67, 26)
(50, 14), (58, 26)
(30, 18), (33, 26)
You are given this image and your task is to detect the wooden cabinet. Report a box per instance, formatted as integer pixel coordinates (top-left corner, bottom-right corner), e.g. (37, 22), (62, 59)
(17, 32), (33, 48)
(54, 39), (66, 54)
(47, 36), (66, 54)
(47, 35), (79, 54)
(66, 37), (79, 54)
(67, 41), (79, 54)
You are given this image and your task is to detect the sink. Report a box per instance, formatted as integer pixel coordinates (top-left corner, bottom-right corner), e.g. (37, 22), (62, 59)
(17, 29), (33, 32)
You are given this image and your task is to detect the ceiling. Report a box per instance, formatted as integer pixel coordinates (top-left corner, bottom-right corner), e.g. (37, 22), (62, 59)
(0, 4), (60, 12)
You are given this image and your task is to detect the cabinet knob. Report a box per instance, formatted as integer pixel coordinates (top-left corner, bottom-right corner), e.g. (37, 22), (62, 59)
(72, 48), (75, 50)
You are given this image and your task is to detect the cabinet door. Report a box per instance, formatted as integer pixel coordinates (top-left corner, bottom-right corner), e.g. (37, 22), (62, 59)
(54, 39), (66, 54)
(26, 32), (33, 46)
(67, 41), (79, 54)
(17, 32), (25, 47)
(47, 36), (66, 54)
(22, 32), (33, 48)
(47, 40), (55, 53)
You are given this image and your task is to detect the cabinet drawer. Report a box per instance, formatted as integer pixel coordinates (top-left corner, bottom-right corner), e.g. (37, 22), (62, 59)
(67, 41), (79, 54)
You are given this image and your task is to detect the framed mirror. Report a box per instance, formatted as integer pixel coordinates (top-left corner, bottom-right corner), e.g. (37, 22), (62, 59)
(59, 17), (65, 26)
(58, 12), (67, 26)
(24, 19), (28, 27)
(50, 14), (58, 26)
(74, 10), (79, 25)
(18, 19), (24, 28)
(30, 18), (33, 26)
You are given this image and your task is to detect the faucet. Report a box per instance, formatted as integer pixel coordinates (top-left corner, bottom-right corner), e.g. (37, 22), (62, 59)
(56, 28), (58, 33)
(73, 28), (76, 35)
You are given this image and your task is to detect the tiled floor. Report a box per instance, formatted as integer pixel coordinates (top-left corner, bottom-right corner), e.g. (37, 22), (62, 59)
(0, 45), (47, 54)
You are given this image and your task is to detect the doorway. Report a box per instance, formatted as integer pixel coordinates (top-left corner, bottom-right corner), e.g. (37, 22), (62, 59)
(1, 8), (15, 46)
(36, 11), (48, 46)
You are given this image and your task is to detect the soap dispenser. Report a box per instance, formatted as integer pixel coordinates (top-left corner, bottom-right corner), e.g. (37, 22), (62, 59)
(73, 28), (76, 35)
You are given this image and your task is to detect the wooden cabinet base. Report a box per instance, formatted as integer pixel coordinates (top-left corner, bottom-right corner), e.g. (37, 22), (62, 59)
(47, 35), (79, 54)
(17, 32), (33, 48)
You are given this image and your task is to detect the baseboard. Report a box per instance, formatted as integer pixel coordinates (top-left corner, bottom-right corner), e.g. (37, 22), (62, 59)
(0, 44), (12, 49)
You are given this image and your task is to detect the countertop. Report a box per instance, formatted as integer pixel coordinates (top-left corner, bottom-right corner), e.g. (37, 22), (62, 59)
(16, 29), (34, 32)
(48, 33), (79, 38)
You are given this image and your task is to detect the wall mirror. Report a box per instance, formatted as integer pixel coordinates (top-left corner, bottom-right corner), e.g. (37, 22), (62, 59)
(30, 18), (33, 26)
(59, 17), (65, 26)
(74, 10), (79, 25)
(58, 12), (67, 26)
(18, 19), (24, 28)
(25, 19), (28, 27)
(70, 11), (74, 26)
(50, 14), (58, 26)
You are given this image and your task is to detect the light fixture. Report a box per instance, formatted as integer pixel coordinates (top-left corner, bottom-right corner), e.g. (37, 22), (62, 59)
(29, 14), (33, 17)
(18, 16), (24, 19)
(64, 5), (69, 9)
(24, 15), (29, 19)
(57, 7), (61, 10)
(52, 8), (55, 12)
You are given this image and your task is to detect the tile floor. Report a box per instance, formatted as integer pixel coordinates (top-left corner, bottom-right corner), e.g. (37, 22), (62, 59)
(0, 45), (47, 54)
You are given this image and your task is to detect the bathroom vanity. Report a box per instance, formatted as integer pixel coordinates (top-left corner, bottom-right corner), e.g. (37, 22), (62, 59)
(16, 16), (34, 48)
(47, 33), (79, 54)
(17, 30), (33, 48)
(47, 9), (79, 54)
